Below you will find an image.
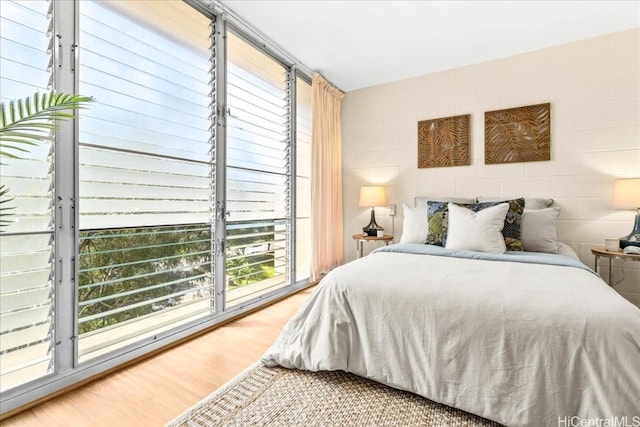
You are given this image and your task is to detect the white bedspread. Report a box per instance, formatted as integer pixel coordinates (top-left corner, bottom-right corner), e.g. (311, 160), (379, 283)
(262, 248), (640, 426)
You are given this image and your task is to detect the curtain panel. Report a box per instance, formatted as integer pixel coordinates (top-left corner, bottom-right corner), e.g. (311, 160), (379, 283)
(311, 73), (345, 280)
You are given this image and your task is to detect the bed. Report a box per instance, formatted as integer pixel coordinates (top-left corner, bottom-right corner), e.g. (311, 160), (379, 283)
(261, 198), (640, 426)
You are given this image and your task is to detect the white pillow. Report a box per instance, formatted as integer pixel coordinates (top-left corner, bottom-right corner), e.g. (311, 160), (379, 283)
(522, 207), (560, 253)
(557, 242), (579, 260)
(445, 202), (509, 254)
(400, 203), (428, 243)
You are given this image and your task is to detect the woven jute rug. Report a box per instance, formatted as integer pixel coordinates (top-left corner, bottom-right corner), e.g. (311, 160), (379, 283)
(167, 363), (502, 427)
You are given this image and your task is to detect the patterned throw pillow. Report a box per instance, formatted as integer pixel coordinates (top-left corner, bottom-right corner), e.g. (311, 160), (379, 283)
(426, 201), (449, 246)
(426, 198), (525, 251)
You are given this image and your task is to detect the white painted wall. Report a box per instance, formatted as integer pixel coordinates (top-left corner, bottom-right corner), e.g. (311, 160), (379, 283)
(342, 29), (640, 306)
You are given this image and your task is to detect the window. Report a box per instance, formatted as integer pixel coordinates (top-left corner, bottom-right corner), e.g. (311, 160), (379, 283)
(0, 0), (55, 392)
(296, 77), (312, 282)
(0, 0), (312, 411)
(225, 32), (290, 306)
(77, 0), (214, 361)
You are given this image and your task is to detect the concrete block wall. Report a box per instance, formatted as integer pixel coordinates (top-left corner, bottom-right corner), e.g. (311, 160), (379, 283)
(341, 29), (640, 306)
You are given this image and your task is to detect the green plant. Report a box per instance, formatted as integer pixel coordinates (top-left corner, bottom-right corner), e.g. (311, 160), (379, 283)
(0, 91), (92, 229)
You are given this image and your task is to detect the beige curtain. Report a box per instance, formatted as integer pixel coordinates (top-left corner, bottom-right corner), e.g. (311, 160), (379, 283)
(311, 73), (345, 281)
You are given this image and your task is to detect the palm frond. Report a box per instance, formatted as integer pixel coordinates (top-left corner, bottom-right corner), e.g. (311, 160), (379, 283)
(0, 91), (93, 160)
(0, 185), (15, 228)
(0, 91), (92, 230)
(1, 144), (36, 157)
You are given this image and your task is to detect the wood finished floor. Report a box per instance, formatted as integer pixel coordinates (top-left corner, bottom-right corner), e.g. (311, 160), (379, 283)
(2, 287), (314, 427)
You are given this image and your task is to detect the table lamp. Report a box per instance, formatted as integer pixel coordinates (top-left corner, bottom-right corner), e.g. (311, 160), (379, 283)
(359, 186), (387, 236)
(612, 178), (640, 248)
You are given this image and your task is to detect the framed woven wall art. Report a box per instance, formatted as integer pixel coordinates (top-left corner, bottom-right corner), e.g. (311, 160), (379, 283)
(417, 114), (470, 168)
(484, 103), (551, 164)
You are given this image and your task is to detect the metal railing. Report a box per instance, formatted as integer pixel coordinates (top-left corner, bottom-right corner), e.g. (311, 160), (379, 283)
(76, 220), (289, 360)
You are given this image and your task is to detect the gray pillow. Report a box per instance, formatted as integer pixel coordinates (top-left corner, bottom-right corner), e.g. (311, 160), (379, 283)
(415, 196), (475, 208)
(521, 207), (561, 253)
(476, 197), (553, 210)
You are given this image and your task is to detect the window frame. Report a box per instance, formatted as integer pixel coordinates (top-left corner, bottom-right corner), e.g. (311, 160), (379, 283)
(0, 0), (314, 414)
(224, 26), (293, 307)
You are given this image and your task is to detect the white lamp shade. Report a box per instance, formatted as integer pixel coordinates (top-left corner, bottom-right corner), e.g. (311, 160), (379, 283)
(359, 186), (387, 207)
(612, 178), (640, 209)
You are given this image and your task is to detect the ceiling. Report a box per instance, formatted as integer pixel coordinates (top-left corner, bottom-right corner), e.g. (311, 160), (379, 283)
(218, 0), (640, 92)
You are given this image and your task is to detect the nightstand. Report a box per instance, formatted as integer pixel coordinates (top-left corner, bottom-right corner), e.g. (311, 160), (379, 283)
(591, 247), (640, 286)
(352, 234), (393, 258)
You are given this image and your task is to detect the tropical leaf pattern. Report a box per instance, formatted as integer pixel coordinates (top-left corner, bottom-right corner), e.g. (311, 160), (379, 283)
(0, 91), (92, 230)
(418, 114), (470, 168)
(485, 103), (550, 164)
(426, 201), (449, 245)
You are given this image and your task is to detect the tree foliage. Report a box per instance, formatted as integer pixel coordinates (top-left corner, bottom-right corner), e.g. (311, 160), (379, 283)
(78, 222), (278, 335)
(78, 224), (212, 334)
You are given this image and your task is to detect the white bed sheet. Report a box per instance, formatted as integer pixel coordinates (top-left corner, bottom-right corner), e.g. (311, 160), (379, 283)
(262, 248), (640, 426)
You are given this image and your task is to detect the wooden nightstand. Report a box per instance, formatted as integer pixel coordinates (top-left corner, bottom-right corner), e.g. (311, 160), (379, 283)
(591, 247), (640, 286)
(352, 234), (393, 258)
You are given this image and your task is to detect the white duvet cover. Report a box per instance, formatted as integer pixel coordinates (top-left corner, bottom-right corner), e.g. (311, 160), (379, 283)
(262, 245), (640, 426)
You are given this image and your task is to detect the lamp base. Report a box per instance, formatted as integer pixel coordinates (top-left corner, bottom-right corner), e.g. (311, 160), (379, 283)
(619, 211), (640, 249)
(362, 207), (384, 236)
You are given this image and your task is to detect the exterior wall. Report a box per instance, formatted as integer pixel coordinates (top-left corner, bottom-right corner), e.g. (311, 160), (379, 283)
(341, 29), (640, 306)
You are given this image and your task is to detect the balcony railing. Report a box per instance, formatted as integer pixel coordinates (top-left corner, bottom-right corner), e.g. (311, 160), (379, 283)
(76, 221), (289, 361)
